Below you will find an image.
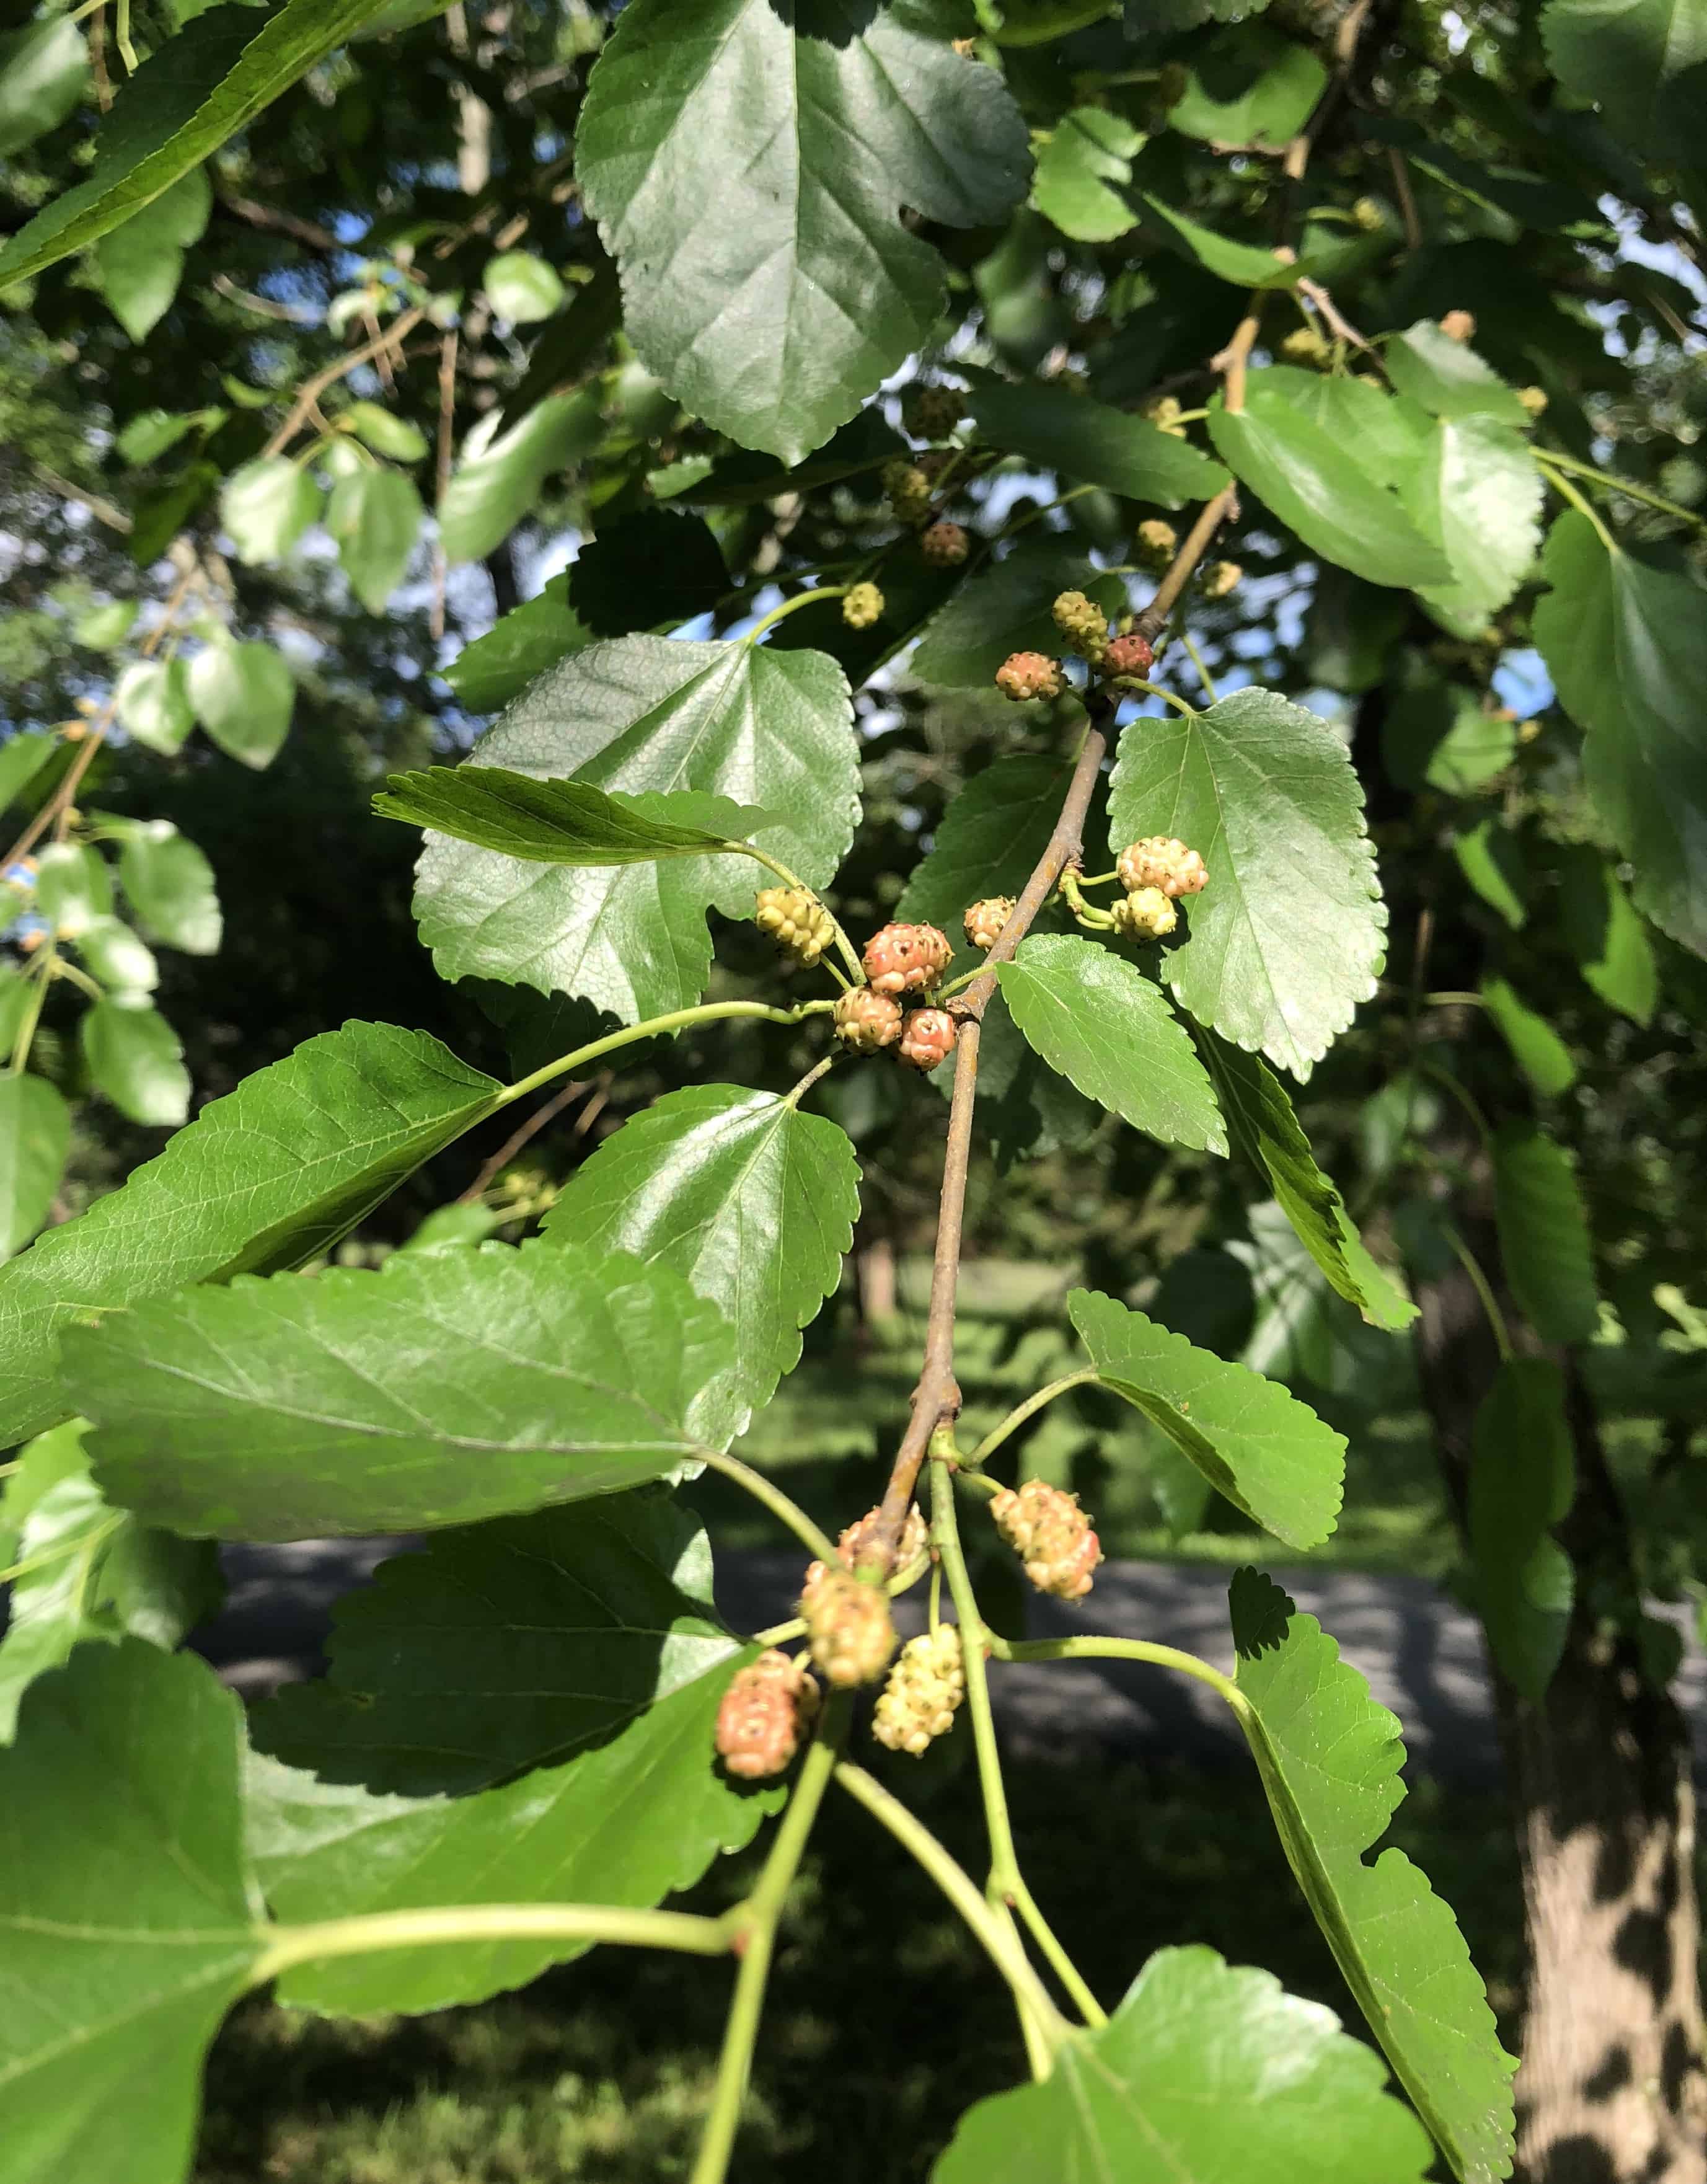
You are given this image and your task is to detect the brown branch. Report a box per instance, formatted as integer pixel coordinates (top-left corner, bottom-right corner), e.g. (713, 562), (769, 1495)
(459, 1076), (591, 1202)
(859, 701), (1114, 1575)
(260, 307), (427, 461)
(1388, 147), (1423, 251)
(218, 192), (340, 254)
(432, 328), (458, 641)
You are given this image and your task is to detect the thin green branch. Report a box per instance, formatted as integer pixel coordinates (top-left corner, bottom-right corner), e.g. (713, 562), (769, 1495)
(739, 844), (865, 984)
(965, 1369), (1100, 1469)
(253, 1902), (729, 1987)
(1178, 632), (1220, 705)
(1542, 462), (1618, 554)
(498, 997), (836, 1108)
(1537, 446), (1705, 531)
(783, 1053), (837, 1110)
(697, 1449), (840, 1567)
(1110, 676), (1199, 718)
(10, 946), (55, 1075)
(1443, 1224), (1514, 1363)
(993, 1630), (1242, 1707)
(740, 585), (849, 645)
(692, 1704), (849, 2184)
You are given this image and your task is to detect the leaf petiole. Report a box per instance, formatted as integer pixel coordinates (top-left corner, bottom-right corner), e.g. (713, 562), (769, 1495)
(252, 1903), (730, 1988)
(498, 996), (837, 1108)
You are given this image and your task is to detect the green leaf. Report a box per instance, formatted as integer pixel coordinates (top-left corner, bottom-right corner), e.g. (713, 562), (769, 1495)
(413, 634), (857, 1021)
(1533, 511), (1707, 957)
(120, 823), (223, 953)
(544, 1084), (860, 1419)
(1384, 322), (1531, 427)
(0, 1423), (218, 1740)
(1469, 1358), (1574, 1701)
(1030, 108), (1142, 241)
(1070, 1288), (1345, 1549)
(1199, 1032), (1416, 1329)
(0, 1022), (501, 1448)
(187, 639), (296, 768)
(73, 597), (141, 647)
(442, 573), (591, 714)
(438, 389), (604, 564)
(0, 1075), (68, 1262)
(492, 248), (622, 435)
(33, 841), (113, 935)
(1142, 195), (1304, 289)
(377, 771), (776, 865)
(81, 997), (191, 1128)
(567, 508), (728, 637)
(76, 914), (160, 993)
(0, 17), (89, 158)
(1555, 844), (1657, 1023)
(1227, 1572), (1517, 2184)
(933, 1944), (1434, 2184)
(0, 0), (407, 290)
(128, 459), (220, 565)
(1480, 975), (1576, 1097)
(327, 466), (422, 613)
(986, 0), (1118, 42)
(1382, 683), (1516, 794)
(257, 1487), (741, 1792)
(221, 455), (323, 565)
(576, 0), (1030, 463)
(88, 166), (211, 341)
(338, 400), (429, 462)
(913, 541), (1122, 689)
(1404, 415), (1542, 638)
(1209, 376), (1452, 590)
(0, 730), (59, 811)
(1492, 1119), (1599, 1343)
(482, 248), (567, 324)
(0, 1643), (262, 2184)
(71, 1245), (741, 1540)
(1453, 819), (1527, 928)
(1108, 687), (1385, 1079)
(967, 373), (1227, 508)
(996, 935), (1228, 1152)
(1168, 25), (1330, 147)
(115, 407), (220, 466)
(677, 409), (904, 509)
(114, 657), (195, 754)
(1541, 0), (1707, 164)
(249, 1643), (779, 2015)
(948, 990), (1102, 1166)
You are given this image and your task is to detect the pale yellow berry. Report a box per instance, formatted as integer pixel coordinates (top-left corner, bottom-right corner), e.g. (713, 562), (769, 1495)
(800, 1563), (897, 1687)
(1051, 590), (1108, 663)
(873, 1626), (965, 1755)
(1115, 836), (1209, 898)
(755, 885), (836, 967)
(1113, 885), (1178, 940)
(833, 987), (904, 1053)
(843, 581), (885, 629)
(1439, 309), (1476, 342)
(1203, 560), (1243, 599)
(963, 896), (1015, 950)
(989, 1478), (1103, 1600)
(1517, 386), (1548, 418)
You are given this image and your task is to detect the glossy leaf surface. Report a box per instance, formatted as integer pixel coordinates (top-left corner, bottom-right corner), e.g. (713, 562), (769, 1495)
(379, 772), (774, 865)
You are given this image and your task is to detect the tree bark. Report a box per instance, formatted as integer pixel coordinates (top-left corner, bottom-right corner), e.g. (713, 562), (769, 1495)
(1415, 1259), (1707, 2183)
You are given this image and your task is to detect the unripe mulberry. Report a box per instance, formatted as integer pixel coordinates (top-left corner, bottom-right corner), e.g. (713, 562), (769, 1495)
(995, 650), (1064, 702)
(1113, 885), (1177, 940)
(800, 1563), (897, 1687)
(1103, 632), (1155, 679)
(904, 384), (965, 441)
(1517, 385), (1548, 418)
(989, 1478), (1103, 1601)
(833, 987), (904, 1053)
(1439, 309), (1476, 342)
(1351, 195), (1385, 232)
(882, 458), (933, 526)
(755, 885), (836, 966)
(963, 895), (1015, 950)
(1281, 326), (1331, 368)
(837, 1502), (930, 1574)
(1116, 835), (1209, 898)
(873, 1625), (965, 1755)
(715, 1649), (820, 1780)
(899, 1007), (957, 1072)
(1142, 394), (1186, 439)
(1203, 560), (1243, 599)
(922, 520), (969, 568)
(862, 921), (953, 996)
(843, 581), (885, 629)
(1135, 518), (1177, 572)
(1051, 590), (1108, 663)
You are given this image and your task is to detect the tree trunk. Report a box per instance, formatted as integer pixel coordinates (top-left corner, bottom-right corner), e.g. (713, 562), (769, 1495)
(1415, 1259), (1707, 2183)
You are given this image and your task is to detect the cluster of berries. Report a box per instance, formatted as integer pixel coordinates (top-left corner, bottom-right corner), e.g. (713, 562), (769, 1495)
(754, 885), (836, 968)
(1111, 834), (1210, 940)
(994, 588), (1172, 709)
(832, 921), (958, 1071)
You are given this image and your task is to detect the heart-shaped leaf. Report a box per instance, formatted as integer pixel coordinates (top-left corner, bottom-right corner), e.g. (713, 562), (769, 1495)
(187, 639), (295, 769)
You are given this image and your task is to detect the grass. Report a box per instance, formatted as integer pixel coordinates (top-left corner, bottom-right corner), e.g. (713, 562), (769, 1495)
(197, 1753), (1527, 2184)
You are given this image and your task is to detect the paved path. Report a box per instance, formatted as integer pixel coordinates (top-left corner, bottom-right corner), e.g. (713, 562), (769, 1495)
(195, 1542), (1707, 1784)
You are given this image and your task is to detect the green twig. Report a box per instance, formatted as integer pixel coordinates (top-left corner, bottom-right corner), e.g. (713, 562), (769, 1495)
(739, 844), (865, 984)
(1178, 632), (1220, 705)
(1536, 447), (1704, 531)
(1442, 1224), (1514, 1363)
(698, 1449), (840, 1567)
(498, 997), (836, 1107)
(965, 1369), (1100, 1469)
(10, 946), (55, 1075)
(1542, 462), (1617, 554)
(740, 585), (849, 645)
(1110, 676), (1199, 718)
(254, 1903), (730, 1987)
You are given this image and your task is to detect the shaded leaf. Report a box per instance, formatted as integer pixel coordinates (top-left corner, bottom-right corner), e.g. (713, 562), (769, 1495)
(1540, 0), (1707, 166)
(1199, 1032), (1416, 1327)
(1481, 975), (1576, 1097)
(120, 823), (223, 953)
(0, 17), (89, 158)
(0, 1022), (501, 1448)
(1469, 1358), (1575, 1700)
(413, 634), (857, 1021)
(934, 1944), (1433, 2184)
(544, 1084), (860, 1417)
(89, 166), (211, 341)
(1555, 844), (1657, 1023)
(1169, 25), (1328, 146)
(566, 509), (728, 637)
(1228, 1572), (1517, 2183)
(1533, 511), (1707, 957)
(968, 372), (1227, 508)
(71, 1245), (742, 1540)
(0, 730), (59, 811)
(443, 572), (591, 714)
(1383, 683), (1515, 794)
(913, 541), (1121, 689)
(1492, 1118), (1599, 1343)
(997, 934), (1227, 1152)
(0, 1643), (261, 2184)
(575, 0), (1031, 463)
(188, 639), (296, 769)
(80, 997), (191, 1127)
(327, 466), (422, 614)
(1030, 107), (1142, 241)
(1070, 1288), (1346, 1549)
(1453, 819), (1528, 929)
(438, 390), (604, 565)
(1142, 195), (1303, 289)
(1108, 687), (1386, 1079)
(0, 1074), (68, 1261)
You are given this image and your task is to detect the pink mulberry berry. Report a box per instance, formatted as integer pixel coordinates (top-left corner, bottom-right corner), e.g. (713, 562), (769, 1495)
(862, 922), (953, 996)
(715, 1650), (819, 1780)
(899, 1007), (957, 1072)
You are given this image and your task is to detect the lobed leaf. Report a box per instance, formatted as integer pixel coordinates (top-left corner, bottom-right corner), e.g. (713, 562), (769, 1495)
(68, 1245), (742, 1541)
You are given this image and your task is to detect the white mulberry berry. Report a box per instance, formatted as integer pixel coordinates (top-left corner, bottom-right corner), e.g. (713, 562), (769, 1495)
(989, 1478), (1103, 1600)
(873, 1626), (965, 1755)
